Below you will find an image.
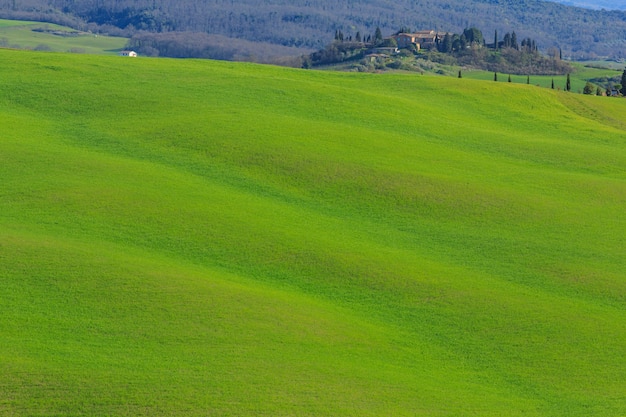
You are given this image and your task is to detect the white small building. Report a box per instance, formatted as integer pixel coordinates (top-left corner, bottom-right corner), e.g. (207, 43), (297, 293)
(120, 50), (137, 57)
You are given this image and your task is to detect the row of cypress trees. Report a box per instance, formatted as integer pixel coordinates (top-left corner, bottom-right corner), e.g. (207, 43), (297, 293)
(457, 69), (626, 96)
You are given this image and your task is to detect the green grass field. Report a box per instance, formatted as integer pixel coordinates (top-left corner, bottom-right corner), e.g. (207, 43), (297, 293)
(0, 19), (127, 54)
(1, 49), (625, 416)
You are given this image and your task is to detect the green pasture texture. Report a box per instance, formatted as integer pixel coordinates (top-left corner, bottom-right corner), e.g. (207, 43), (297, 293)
(1, 49), (625, 416)
(577, 59), (626, 71)
(572, 63), (623, 81)
(0, 19), (127, 54)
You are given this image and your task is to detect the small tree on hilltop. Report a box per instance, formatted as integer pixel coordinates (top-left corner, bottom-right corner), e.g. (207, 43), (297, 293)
(621, 68), (626, 95)
(583, 82), (594, 95)
(374, 27), (383, 45)
(440, 33), (452, 53)
(463, 27), (483, 46)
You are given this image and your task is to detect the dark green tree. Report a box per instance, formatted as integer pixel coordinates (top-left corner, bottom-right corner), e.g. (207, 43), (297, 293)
(451, 34), (467, 52)
(511, 31), (518, 50)
(374, 27), (383, 45)
(494, 72), (498, 81)
(596, 87), (602, 96)
(440, 33), (452, 53)
(620, 68), (626, 95)
(463, 27), (483, 45)
(508, 74), (512, 82)
(381, 37), (397, 48)
(551, 78), (554, 89)
(566, 73), (571, 92)
(583, 82), (594, 94)
(355, 31), (361, 42)
(503, 32), (511, 48)
(458, 70), (462, 78)
(527, 75), (530, 84)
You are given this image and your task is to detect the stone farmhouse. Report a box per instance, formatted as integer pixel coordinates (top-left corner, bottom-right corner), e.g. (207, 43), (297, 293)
(393, 30), (446, 50)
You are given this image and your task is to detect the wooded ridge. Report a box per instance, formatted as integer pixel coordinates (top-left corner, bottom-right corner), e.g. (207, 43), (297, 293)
(1, 0), (625, 59)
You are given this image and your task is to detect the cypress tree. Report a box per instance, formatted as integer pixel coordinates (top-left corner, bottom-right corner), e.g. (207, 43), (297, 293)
(620, 68), (626, 95)
(508, 74), (512, 82)
(494, 72), (498, 81)
(458, 70), (462, 78)
(527, 75), (530, 84)
(551, 78), (555, 89)
(503, 33), (511, 48)
(441, 33), (452, 53)
(566, 73), (571, 92)
(374, 27), (383, 45)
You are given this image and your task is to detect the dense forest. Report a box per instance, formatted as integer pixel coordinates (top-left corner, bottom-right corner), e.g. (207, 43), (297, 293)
(1, 0), (626, 60)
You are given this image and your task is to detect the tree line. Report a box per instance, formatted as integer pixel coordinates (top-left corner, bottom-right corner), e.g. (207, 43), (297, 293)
(431, 28), (571, 75)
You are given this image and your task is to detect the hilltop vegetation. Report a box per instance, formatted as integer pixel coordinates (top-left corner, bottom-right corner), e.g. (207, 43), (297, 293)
(1, 49), (625, 416)
(1, 0), (626, 59)
(307, 27), (575, 75)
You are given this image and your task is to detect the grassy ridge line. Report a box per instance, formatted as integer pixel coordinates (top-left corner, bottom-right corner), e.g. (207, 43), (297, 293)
(1, 50), (626, 415)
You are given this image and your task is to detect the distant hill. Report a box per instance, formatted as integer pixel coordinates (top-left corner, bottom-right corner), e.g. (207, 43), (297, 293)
(0, 19), (127, 54)
(548, 0), (626, 10)
(1, 0), (625, 59)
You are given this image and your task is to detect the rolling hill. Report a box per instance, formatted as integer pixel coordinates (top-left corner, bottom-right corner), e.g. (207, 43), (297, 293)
(1, 48), (625, 416)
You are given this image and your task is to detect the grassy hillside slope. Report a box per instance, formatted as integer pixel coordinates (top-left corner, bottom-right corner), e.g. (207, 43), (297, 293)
(1, 49), (625, 416)
(0, 19), (127, 54)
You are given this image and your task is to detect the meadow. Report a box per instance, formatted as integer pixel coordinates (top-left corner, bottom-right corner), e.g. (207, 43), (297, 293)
(0, 19), (127, 54)
(1, 49), (625, 416)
